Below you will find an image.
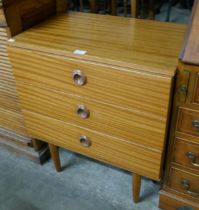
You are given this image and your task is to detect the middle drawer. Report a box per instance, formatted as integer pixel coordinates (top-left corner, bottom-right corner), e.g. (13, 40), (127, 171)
(17, 82), (166, 150)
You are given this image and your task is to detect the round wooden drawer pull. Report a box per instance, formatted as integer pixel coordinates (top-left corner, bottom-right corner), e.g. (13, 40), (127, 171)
(79, 135), (91, 147)
(186, 151), (199, 168)
(76, 105), (90, 119)
(181, 179), (199, 197)
(72, 70), (87, 86)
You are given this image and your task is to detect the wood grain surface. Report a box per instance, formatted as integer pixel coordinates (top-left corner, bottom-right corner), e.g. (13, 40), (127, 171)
(176, 107), (199, 138)
(173, 137), (199, 171)
(168, 167), (199, 199)
(192, 73), (199, 104)
(159, 190), (199, 210)
(7, 12), (188, 183)
(9, 47), (172, 118)
(3, 0), (56, 36)
(16, 82), (169, 151)
(9, 12), (186, 76)
(23, 109), (163, 180)
(0, 26), (28, 136)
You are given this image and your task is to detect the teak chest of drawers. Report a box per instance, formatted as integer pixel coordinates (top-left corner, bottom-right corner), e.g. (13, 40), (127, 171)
(8, 12), (186, 202)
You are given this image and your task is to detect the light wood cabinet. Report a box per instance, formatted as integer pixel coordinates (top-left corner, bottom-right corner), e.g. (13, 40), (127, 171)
(8, 11), (186, 202)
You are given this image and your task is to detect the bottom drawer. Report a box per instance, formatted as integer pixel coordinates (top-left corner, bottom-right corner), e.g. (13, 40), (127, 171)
(159, 190), (199, 210)
(23, 110), (163, 180)
(168, 167), (199, 199)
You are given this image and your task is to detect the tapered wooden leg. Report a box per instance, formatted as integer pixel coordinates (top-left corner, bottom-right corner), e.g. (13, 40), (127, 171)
(49, 143), (62, 172)
(132, 174), (141, 203)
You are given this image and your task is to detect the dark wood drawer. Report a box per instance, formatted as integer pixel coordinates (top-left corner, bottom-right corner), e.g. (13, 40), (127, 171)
(22, 109), (163, 180)
(173, 138), (199, 171)
(177, 108), (199, 138)
(168, 167), (199, 199)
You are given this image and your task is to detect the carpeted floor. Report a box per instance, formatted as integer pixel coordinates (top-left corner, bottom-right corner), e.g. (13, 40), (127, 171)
(0, 148), (160, 210)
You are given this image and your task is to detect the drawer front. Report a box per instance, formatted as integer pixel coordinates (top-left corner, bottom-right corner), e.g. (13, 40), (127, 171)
(17, 82), (167, 150)
(169, 168), (199, 199)
(9, 47), (172, 118)
(177, 108), (199, 138)
(173, 138), (199, 171)
(23, 109), (163, 180)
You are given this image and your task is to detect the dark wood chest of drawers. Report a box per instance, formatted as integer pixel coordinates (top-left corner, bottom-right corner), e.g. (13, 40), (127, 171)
(159, 1), (199, 208)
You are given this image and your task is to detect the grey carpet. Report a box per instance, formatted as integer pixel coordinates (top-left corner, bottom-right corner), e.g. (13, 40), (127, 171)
(0, 148), (160, 210)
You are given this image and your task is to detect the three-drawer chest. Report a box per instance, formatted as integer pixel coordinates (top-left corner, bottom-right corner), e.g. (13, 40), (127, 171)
(7, 12), (186, 202)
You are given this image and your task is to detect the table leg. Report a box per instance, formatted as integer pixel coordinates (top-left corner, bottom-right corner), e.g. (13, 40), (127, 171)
(49, 143), (62, 172)
(132, 173), (141, 203)
(89, 0), (97, 13)
(131, 0), (137, 18)
(111, 0), (116, 15)
(149, 0), (155, 19)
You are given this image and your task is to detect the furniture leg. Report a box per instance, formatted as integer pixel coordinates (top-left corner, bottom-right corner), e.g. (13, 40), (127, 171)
(149, 0), (155, 19)
(111, 0), (116, 15)
(132, 173), (141, 203)
(131, 0), (137, 18)
(89, 0), (96, 13)
(32, 139), (43, 151)
(124, 0), (127, 16)
(49, 143), (62, 172)
(79, 0), (83, 11)
(140, 0), (145, 18)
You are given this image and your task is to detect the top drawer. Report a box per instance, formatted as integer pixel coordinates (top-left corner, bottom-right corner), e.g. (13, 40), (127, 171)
(9, 47), (172, 118)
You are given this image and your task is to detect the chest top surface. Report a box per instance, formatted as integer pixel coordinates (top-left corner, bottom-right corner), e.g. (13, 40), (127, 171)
(9, 12), (186, 77)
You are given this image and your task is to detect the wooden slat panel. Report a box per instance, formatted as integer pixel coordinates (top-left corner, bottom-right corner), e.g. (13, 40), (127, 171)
(0, 108), (27, 135)
(0, 25), (28, 136)
(0, 9), (7, 26)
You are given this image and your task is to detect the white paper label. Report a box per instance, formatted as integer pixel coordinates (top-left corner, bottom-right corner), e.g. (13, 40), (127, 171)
(7, 38), (15, 42)
(73, 50), (87, 55)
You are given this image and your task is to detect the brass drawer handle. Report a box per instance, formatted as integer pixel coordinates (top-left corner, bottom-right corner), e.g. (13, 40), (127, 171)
(192, 120), (199, 129)
(79, 135), (91, 147)
(181, 179), (199, 197)
(186, 152), (199, 168)
(76, 105), (90, 119)
(72, 70), (87, 86)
